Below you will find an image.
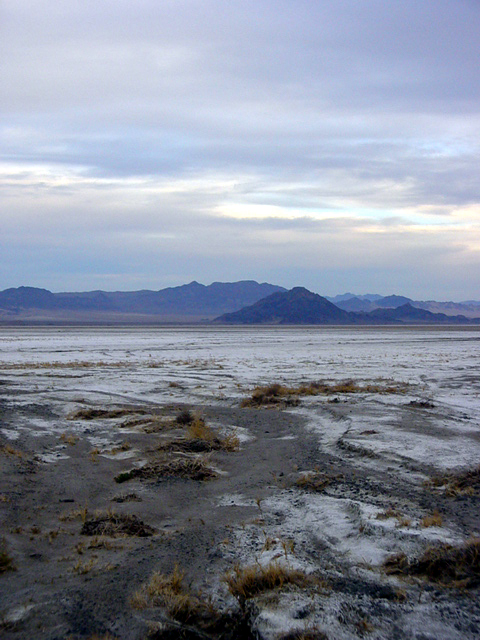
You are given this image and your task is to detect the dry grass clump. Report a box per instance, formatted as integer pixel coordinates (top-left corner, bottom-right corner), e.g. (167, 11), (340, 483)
(295, 470), (340, 492)
(421, 510), (443, 528)
(59, 506), (89, 522)
(69, 407), (148, 421)
(186, 415), (214, 440)
(107, 441), (131, 455)
(241, 384), (300, 408)
(186, 416), (239, 451)
(224, 562), (316, 606)
(132, 566), (253, 638)
(426, 465), (480, 497)
(80, 511), (155, 537)
(159, 420), (240, 455)
(175, 409), (194, 426)
(115, 456), (218, 484)
(131, 565), (200, 620)
(60, 432), (79, 445)
(384, 539), (480, 588)
(242, 379), (408, 407)
(0, 444), (25, 458)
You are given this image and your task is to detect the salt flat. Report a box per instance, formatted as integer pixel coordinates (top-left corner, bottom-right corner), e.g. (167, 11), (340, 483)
(0, 326), (479, 639)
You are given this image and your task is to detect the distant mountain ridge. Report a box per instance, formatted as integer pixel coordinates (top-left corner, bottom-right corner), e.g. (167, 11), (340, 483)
(213, 287), (353, 325)
(214, 288), (480, 325)
(0, 281), (286, 322)
(327, 293), (480, 318)
(1, 282), (479, 324)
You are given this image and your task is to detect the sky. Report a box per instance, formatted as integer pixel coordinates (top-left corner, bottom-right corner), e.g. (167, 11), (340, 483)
(1, 0), (479, 300)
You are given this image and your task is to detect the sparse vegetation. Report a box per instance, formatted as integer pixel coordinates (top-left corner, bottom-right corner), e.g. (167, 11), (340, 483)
(115, 456), (218, 483)
(60, 432), (79, 445)
(295, 470), (339, 492)
(421, 510), (443, 528)
(0, 444), (25, 458)
(81, 511), (155, 537)
(425, 465), (480, 497)
(224, 562), (318, 606)
(73, 557), (98, 574)
(131, 565), (251, 637)
(376, 506), (411, 528)
(241, 383), (300, 408)
(131, 565), (199, 618)
(384, 539), (480, 587)
(59, 505), (89, 523)
(242, 379), (408, 407)
(69, 407), (148, 421)
(175, 409), (194, 426)
(107, 441), (131, 455)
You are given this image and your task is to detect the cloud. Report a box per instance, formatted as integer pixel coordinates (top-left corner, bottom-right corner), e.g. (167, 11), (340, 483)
(1, 0), (479, 298)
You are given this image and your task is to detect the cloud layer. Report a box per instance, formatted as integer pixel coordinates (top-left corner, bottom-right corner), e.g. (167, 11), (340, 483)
(1, 0), (479, 298)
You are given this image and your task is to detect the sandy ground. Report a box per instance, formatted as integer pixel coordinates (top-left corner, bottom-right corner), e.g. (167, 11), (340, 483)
(1, 368), (480, 640)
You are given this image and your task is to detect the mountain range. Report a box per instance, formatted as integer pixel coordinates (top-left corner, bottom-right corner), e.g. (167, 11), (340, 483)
(0, 282), (479, 324)
(214, 287), (480, 325)
(0, 281), (285, 323)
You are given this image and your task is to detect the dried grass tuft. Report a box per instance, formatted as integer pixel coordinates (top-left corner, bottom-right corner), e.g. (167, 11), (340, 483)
(81, 511), (155, 537)
(131, 565), (211, 625)
(242, 379), (408, 407)
(115, 456), (217, 484)
(384, 539), (480, 588)
(420, 510), (443, 528)
(426, 465), (480, 497)
(69, 407), (148, 421)
(295, 470), (339, 492)
(224, 562), (315, 605)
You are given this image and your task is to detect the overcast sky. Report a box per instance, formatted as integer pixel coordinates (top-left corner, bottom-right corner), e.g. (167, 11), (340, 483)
(1, 0), (479, 299)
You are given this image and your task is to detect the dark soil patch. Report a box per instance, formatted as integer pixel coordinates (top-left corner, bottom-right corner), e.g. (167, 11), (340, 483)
(408, 400), (436, 408)
(111, 493), (142, 503)
(158, 438), (226, 453)
(0, 550), (16, 574)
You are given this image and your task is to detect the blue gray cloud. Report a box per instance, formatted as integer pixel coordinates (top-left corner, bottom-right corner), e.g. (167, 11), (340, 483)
(1, 0), (479, 298)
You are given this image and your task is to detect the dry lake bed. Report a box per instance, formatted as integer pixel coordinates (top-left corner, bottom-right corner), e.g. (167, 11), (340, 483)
(1, 326), (480, 639)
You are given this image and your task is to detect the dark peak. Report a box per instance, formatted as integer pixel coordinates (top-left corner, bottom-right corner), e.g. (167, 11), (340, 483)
(4, 286), (53, 294)
(289, 286), (312, 294)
